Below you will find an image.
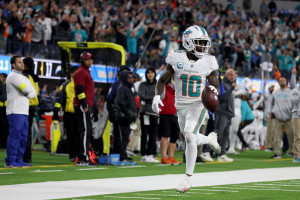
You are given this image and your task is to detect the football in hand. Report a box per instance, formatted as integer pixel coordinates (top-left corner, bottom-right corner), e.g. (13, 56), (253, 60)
(202, 86), (219, 113)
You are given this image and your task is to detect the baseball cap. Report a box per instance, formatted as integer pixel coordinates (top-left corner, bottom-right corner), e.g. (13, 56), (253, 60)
(82, 52), (93, 60)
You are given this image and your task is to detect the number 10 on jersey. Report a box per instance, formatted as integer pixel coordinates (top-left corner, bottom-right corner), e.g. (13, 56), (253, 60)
(180, 74), (202, 97)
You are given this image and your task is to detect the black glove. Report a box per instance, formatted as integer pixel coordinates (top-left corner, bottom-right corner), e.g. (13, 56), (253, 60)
(52, 111), (59, 121)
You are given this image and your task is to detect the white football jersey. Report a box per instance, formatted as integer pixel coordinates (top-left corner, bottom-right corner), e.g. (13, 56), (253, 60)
(166, 50), (219, 108)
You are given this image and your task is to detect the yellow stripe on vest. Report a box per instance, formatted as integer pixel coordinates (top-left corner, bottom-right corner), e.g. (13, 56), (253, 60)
(18, 83), (26, 91)
(78, 93), (86, 100)
(54, 102), (61, 108)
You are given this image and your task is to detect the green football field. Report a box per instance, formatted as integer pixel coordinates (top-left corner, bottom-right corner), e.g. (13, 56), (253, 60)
(0, 148), (299, 199)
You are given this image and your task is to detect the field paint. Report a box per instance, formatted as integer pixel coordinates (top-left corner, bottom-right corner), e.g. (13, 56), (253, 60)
(191, 188), (239, 193)
(254, 184), (300, 187)
(31, 169), (64, 173)
(162, 191), (214, 194)
(77, 168), (107, 171)
(213, 186), (300, 192)
(135, 193), (187, 196)
(262, 158), (293, 162)
(118, 166), (146, 169)
(0, 172), (14, 175)
(1, 167), (300, 200)
(104, 196), (160, 199)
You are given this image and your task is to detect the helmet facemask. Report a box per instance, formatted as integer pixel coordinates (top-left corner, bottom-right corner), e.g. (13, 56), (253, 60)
(192, 38), (211, 58)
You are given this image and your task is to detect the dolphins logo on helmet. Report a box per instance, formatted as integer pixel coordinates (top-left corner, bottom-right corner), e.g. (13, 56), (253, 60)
(182, 25), (211, 58)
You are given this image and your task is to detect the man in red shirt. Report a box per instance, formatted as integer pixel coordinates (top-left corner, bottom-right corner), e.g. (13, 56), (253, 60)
(74, 52), (96, 166)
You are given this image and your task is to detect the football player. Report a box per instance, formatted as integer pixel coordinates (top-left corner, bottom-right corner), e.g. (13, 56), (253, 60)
(152, 25), (221, 193)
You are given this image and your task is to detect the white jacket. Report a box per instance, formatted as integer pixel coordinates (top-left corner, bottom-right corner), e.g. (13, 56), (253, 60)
(6, 70), (36, 115)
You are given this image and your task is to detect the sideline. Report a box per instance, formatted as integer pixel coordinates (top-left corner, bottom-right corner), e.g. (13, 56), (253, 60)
(0, 167), (300, 200)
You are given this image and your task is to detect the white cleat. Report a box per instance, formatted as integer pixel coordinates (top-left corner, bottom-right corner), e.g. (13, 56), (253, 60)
(208, 132), (221, 154)
(227, 148), (240, 155)
(176, 176), (192, 193)
(201, 152), (214, 162)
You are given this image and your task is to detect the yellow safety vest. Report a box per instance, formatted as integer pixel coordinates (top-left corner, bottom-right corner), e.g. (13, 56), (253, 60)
(29, 75), (39, 106)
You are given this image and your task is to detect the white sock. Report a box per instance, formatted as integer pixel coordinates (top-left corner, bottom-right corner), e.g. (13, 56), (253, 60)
(196, 133), (210, 146)
(185, 133), (197, 175)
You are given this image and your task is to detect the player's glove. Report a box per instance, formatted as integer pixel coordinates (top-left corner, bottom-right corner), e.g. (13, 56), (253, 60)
(209, 85), (219, 96)
(152, 95), (164, 114)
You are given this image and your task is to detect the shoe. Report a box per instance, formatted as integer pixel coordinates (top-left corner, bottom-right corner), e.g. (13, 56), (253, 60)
(287, 153), (294, 157)
(227, 148), (240, 155)
(16, 160), (32, 168)
(4, 162), (22, 168)
(23, 158), (32, 163)
(196, 157), (205, 163)
(147, 155), (160, 163)
(208, 132), (221, 154)
(282, 150), (287, 155)
(176, 176), (192, 193)
(169, 157), (181, 165)
(141, 155), (149, 162)
(271, 154), (281, 159)
(264, 148), (273, 152)
(161, 157), (172, 165)
(217, 155), (234, 162)
(126, 150), (137, 157)
(121, 159), (137, 165)
(293, 158), (300, 163)
(241, 143), (249, 152)
(201, 152), (213, 162)
(76, 159), (96, 166)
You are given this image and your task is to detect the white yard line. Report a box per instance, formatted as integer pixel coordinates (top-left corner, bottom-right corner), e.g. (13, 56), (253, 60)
(30, 170), (64, 173)
(0, 167), (300, 200)
(0, 172), (15, 175)
(104, 196), (160, 199)
(76, 168), (107, 171)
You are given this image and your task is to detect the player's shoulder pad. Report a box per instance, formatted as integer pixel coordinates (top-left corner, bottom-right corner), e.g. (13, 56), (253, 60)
(166, 50), (185, 65)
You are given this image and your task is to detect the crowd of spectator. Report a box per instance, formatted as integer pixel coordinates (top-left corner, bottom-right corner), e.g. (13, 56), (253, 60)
(0, 0), (299, 79)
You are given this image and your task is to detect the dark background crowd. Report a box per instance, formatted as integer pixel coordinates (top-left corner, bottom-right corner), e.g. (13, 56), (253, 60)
(0, 0), (299, 79)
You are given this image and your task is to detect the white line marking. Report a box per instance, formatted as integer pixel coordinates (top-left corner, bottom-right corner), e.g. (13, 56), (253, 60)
(161, 191), (214, 194)
(135, 193), (187, 197)
(253, 183), (300, 187)
(31, 169), (64, 173)
(104, 196), (160, 199)
(213, 186), (300, 192)
(191, 188), (239, 193)
(1, 167), (300, 200)
(0, 172), (15, 175)
(118, 166), (146, 169)
(77, 168), (107, 171)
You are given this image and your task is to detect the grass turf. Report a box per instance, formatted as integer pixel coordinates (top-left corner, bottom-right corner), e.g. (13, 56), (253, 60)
(0, 148), (298, 186)
(64, 180), (300, 200)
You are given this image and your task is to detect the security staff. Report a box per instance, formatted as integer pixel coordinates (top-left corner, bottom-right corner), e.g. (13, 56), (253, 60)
(53, 66), (79, 162)
(0, 73), (8, 149)
(22, 57), (39, 163)
(73, 52), (97, 166)
(5, 55), (36, 168)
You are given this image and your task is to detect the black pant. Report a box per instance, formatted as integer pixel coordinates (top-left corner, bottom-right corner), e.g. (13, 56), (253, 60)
(23, 106), (35, 162)
(237, 119), (254, 146)
(113, 122), (131, 161)
(63, 112), (79, 159)
(0, 107), (9, 149)
(140, 113), (158, 156)
(75, 106), (93, 161)
(214, 113), (232, 156)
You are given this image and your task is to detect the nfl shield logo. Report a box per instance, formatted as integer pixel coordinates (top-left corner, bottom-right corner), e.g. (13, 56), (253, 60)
(177, 62), (184, 69)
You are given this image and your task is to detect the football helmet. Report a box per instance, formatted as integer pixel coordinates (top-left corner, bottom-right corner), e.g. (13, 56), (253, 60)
(182, 25), (211, 58)
(241, 77), (252, 94)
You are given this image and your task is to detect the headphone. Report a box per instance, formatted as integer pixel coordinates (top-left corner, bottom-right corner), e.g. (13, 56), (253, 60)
(79, 52), (93, 64)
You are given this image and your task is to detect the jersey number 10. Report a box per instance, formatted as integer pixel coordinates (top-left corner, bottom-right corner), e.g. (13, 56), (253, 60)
(180, 74), (202, 97)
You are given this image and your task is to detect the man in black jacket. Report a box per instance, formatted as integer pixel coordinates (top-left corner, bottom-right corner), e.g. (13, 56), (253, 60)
(114, 71), (138, 163)
(214, 69), (236, 162)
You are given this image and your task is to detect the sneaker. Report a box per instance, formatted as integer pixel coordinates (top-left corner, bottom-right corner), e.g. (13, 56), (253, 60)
(76, 160), (96, 166)
(217, 155), (234, 162)
(227, 148), (240, 155)
(4, 162), (22, 168)
(126, 150), (137, 157)
(141, 155), (149, 162)
(161, 157), (172, 165)
(201, 152), (213, 162)
(293, 158), (300, 163)
(264, 148), (273, 152)
(147, 155), (160, 163)
(196, 157), (205, 163)
(271, 154), (281, 159)
(16, 161), (32, 168)
(208, 132), (221, 154)
(176, 176), (192, 193)
(169, 157), (181, 165)
(287, 153), (294, 157)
